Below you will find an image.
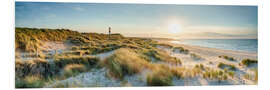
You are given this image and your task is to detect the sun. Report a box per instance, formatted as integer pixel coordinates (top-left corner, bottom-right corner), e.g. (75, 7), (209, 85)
(168, 22), (182, 34)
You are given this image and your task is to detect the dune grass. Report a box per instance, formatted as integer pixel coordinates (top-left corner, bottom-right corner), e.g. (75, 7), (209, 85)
(190, 53), (203, 60)
(103, 48), (150, 79)
(16, 27), (253, 87)
(147, 67), (173, 86)
(241, 59), (258, 67)
(202, 69), (228, 80)
(217, 62), (237, 71)
(15, 59), (56, 78)
(142, 48), (181, 65)
(170, 67), (185, 79)
(154, 43), (174, 48)
(63, 64), (87, 77)
(16, 75), (46, 88)
(172, 46), (189, 54)
(195, 64), (205, 70)
(16, 28), (80, 52)
(54, 55), (100, 69)
(16, 27), (125, 53)
(16, 55), (99, 88)
(218, 55), (236, 61)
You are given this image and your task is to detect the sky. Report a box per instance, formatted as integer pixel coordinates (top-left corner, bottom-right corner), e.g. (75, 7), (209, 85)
(15, 2), (258, 39)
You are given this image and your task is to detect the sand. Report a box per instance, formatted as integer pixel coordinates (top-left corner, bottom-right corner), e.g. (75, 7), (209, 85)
(156, 40), (258, 85)
(44, 40), (258, 87)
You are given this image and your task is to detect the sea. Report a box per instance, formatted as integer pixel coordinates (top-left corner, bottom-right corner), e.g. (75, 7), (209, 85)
(170, 39), (258, 53)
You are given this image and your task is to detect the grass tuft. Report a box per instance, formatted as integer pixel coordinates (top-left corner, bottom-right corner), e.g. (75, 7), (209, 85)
(147, 67), (173, 86)
(217, 62), (237, 71)
(54, 55), (99, 69)
(219, 55), (236, 61)
(16, 75), (45, 88)
(103, 48), (149, 79)
(63, 64), (87, 77)
(172, 47), (189, 54)
(241, 59), (258, 67)
(190, 53), (203, 60)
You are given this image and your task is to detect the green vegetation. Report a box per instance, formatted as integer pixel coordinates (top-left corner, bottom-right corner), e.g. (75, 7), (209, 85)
(15, 59), (54, 78)
(202, 69), (228, 80)
(63, 64), (87, 77)
(54, 55), (99, 69)
(142, 48), (181, 65)
(195, 64), (205, 70)
(16, 28), (80, 52)
(170, 67), (185, 78)
(190, 53), (203, 60)
(172, 46), (189, 54)
(15, 75), (45, 88)
(218, 55), (236, 61)
(227, 71), (235, 78)
(241, 59), (258, 67)
(154, 43), (173, 48)
(15, 27), (124, 53)
(16, 27), (253, 87)
(103, 48), (150, 79)
(15, 55), (100, 88)
(217, 62), (237, 71)
(147, 67), (173, 86)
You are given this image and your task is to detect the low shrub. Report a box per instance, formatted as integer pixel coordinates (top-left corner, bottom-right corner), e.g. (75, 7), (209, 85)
(195, 64), (205, 70)
(15, 75), (45, 88)
(172, 47), (189, 54)
(54, 55), (99, 69)
(228, 71), (235, 78)
(143, 49), (181, 65)
(103, 48), (149, 79)
(15, 59), (56, 78)
(203, 69), (228, 80)
(155, 43), (173, 48)
(170, 67), (185, 78)
(63, 64), (87, 77)
(147, 67), (173, 86)
(190, 53), (203, 60)
(217, 62), (237, 71)
(241, 59), (258, 67)
(219, 55), (236, 61)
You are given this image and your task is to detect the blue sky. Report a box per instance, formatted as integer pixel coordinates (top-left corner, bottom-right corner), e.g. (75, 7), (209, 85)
(15, 2), (257, 39)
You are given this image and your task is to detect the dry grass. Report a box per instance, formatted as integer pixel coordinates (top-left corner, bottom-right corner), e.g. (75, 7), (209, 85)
(54, 55), (99, 69)
(142, 48), (181, 65)
(15, 59), (54, 78)
(146, 65), (173, 86)
(190, 53), (203, 60)
(170, 67), (185, 78)
(63, 64), (87, 77)
(217, 62), (237, 71)
(103, 48), (150, 79)
(172, 46), (189, 54)
(241, 59), (258, 67)
(202, 69), (228, 80)
(15, 27), (80, 52)
(219, 55), (236, 61)
(16, 75), (45, 88)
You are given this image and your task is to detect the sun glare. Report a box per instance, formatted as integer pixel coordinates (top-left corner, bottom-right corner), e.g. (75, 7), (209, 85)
(168, 21), (182, 34)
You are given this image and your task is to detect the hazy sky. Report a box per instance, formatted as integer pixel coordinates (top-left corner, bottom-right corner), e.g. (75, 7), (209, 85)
(15, 2), (258, 39)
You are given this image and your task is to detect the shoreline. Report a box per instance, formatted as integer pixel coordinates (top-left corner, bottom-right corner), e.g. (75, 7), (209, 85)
(169, 40), (258, 54)
(157, 40), (258, 60)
